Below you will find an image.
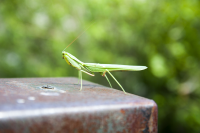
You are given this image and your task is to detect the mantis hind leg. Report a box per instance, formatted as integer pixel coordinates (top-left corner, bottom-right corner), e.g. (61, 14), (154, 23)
(106, 69), (127, 94)
(104, 74), (112, 88)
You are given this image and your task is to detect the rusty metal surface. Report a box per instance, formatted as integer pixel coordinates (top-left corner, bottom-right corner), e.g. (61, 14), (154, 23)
(0, 77), (157, 133)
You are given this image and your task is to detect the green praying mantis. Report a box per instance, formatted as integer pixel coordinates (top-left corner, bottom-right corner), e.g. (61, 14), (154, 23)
(62, 27), (147, 94)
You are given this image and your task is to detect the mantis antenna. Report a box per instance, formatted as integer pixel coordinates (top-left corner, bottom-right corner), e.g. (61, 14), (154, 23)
(62, 23), (94, 51)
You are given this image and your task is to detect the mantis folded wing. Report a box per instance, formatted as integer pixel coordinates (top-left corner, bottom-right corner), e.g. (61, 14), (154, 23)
(62, 51), (147, 94)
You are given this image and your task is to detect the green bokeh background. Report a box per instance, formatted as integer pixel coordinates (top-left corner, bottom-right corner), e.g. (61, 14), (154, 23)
(1, 0), (200, 132)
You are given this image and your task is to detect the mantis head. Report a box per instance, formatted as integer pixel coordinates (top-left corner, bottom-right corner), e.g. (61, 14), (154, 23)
(62, 51), (66, 59)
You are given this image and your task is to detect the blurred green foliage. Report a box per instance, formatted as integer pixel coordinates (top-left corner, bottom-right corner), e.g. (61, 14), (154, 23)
(0, 0), (200, 132)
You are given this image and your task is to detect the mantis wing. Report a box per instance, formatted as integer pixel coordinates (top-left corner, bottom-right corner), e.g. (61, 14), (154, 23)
(84, 63), (147, 72)
(83, 63), (147, 94)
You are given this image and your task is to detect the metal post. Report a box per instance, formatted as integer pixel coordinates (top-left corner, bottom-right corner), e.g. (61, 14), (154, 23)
(0, 78), (157, 133)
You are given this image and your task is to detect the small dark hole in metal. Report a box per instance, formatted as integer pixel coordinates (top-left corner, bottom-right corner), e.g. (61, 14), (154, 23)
(42, 85), (54, 89)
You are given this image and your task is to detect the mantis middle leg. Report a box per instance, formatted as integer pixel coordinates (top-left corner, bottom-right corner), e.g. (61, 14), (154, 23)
(78, 70), (82, 91)
(79, 70), (95, 91)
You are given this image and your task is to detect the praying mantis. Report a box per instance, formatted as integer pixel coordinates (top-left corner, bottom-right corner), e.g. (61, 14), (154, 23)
(62, 26), (147, 94)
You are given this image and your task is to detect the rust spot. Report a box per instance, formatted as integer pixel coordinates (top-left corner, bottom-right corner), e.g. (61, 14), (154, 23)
(120, 109), (126, 114)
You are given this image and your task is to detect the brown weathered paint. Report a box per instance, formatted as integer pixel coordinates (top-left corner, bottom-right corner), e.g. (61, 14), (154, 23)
(0, 78), (157, 133)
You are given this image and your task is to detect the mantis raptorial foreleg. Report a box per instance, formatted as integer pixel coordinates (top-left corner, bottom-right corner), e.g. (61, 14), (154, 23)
(106, 69), (127, 94)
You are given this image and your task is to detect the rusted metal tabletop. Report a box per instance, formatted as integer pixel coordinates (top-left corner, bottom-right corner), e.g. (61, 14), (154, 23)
(0, 78), (157, 133)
